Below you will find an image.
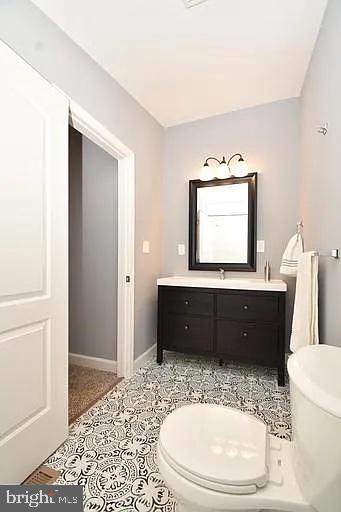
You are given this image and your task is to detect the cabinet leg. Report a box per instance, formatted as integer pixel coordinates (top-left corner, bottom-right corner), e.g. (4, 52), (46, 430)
(219, 358), (223, 367)
(157, 347), (163, 365)
(277, 364), (285, 386)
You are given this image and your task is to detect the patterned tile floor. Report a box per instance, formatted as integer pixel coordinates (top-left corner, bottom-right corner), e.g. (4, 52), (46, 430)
(46, 354), (291, 512)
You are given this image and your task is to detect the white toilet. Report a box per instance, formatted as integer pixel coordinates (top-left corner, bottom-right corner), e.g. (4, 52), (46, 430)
(157, 345), (341, 512)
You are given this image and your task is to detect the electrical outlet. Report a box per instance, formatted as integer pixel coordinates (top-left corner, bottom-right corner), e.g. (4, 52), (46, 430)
(178, 244), (186, 256)
(142, 241), (150, 254)
(257, 240), (265, 253)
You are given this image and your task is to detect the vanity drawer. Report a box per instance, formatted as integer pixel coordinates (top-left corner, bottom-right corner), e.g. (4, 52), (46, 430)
(161, 289), (214, 316)
(216, 320), (278, 363)
(162, 314), (213, 353)
(217, 293), (279, 322)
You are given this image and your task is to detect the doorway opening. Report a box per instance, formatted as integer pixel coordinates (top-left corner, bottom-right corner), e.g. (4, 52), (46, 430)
(69, 102), (135, 387)
(68, 125), (122, 423)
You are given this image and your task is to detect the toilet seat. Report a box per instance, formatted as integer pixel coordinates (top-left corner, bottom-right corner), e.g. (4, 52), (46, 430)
(159, 404), (269, 495)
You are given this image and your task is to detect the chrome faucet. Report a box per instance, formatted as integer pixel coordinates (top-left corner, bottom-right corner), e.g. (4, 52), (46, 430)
(219, 268), (225, 280)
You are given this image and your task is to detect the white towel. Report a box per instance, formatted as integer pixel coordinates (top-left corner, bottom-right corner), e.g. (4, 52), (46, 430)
(280, 234), (304, 276)
(290, 252), (319, 353)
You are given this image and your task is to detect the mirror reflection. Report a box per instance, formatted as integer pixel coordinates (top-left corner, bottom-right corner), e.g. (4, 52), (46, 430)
(197, 182), (249, 263)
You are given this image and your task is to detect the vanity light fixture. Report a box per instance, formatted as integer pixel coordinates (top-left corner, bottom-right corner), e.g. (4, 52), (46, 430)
(200, 153), (249, 181)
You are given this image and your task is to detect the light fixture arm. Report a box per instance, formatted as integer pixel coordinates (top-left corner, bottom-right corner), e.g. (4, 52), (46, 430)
(226, 153), (243, 166)
(204, 153), (243, 167)
(204, 156), (224, 166)
(200, 152), (248, 181)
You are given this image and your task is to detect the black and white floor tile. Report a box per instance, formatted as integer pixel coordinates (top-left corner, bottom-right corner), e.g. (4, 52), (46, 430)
(46, 354), (291, 511)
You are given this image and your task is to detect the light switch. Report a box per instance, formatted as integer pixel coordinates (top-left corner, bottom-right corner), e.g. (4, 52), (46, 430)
(178, 244), (186, 256)
(257, 240), (265, 253)
(142, 240), (150, 254)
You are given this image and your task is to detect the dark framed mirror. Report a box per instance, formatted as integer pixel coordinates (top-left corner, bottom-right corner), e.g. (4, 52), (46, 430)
(189, 173), (257, 271)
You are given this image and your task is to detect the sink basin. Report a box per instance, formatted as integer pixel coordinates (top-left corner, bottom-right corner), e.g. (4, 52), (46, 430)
(157, 276), (287, 292)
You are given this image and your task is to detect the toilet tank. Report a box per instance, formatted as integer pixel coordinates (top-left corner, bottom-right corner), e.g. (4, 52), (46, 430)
(288, 345), (341, 512)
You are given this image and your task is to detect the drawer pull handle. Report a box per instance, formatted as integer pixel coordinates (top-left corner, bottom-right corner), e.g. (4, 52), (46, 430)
(184, 324), (190, 330)
(242, 331), (248, 337)
(184, 300), (190, 305)
(243, 305), (249, 310)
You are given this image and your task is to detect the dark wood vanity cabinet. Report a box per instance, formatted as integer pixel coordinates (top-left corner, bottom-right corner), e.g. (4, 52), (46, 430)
(157, 286), (286, 386)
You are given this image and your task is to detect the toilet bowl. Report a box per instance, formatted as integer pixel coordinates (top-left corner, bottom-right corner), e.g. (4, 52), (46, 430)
(157, 345), (341, 512)
(158, 404), (311, 512)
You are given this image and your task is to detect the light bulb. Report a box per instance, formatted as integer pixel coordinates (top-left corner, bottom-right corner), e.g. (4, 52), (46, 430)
(232, 157), (249, 177)
(216, 162), (229, 179)
(200, 163), (213, 181)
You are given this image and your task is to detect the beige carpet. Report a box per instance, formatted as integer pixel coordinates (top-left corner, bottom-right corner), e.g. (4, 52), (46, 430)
(69, 364), (121, 424)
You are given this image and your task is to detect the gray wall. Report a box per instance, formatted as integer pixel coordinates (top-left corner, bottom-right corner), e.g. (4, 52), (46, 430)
(0, 0), (164, 358)
(163, 98), (300, 343)
(3, 0), (338, 355)
(300, 0), (341, 346)
(69, 127), (118, 360)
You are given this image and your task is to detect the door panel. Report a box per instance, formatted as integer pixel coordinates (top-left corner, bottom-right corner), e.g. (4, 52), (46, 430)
(0, 87), (46, 299)
(0, 41), (68, 483)
(0, 322), (47, 438)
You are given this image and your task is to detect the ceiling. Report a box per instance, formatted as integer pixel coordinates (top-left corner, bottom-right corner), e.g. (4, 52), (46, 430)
(31, 0), (327, 127)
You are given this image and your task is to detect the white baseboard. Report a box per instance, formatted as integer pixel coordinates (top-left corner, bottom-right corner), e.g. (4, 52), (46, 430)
(69, 353), (117, 373)
(134, 343), (156, 372)
(70, 344), (156, 376)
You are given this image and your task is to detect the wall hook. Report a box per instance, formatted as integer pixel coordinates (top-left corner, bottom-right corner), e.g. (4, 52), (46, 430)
(317, 123), (328, 135)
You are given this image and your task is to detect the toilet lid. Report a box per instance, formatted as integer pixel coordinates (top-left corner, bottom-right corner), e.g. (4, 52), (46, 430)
(159, 404), (269, 493)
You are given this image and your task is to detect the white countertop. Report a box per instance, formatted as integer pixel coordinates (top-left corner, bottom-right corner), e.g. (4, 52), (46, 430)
(157, 276), (287, 292)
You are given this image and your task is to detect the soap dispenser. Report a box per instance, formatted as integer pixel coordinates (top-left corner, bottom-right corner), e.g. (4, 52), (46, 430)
(264, 260), (271, 282)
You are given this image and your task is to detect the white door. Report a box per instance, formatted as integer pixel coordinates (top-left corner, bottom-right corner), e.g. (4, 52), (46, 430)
(0, 42), (68, 483)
